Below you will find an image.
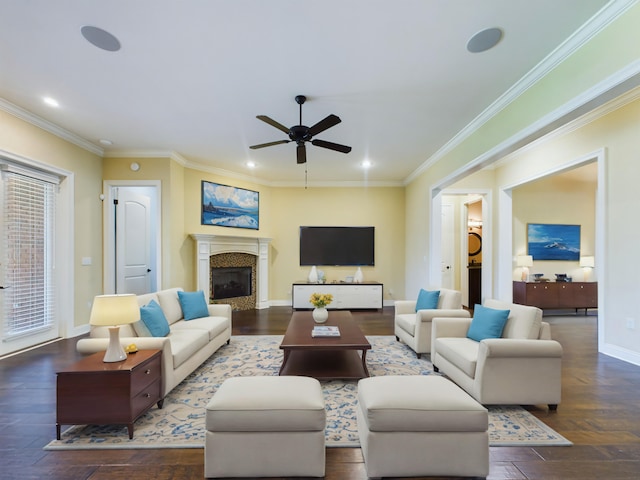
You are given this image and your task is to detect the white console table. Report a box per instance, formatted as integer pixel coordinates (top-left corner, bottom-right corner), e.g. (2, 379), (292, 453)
(292, 282), (383, 310)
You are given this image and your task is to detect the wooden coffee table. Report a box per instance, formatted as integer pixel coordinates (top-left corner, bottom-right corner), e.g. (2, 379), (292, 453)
(279, 310), (371, 380)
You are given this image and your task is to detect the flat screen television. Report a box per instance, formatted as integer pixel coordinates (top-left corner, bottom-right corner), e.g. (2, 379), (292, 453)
(299, 226), (375, 266)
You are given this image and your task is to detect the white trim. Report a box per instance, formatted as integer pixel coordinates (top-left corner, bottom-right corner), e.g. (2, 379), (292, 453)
(0, 98), (104, 156)
(600, 342), (640, 367)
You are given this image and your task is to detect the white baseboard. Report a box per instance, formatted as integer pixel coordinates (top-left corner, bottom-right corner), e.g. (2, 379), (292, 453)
(600, 343), (640, 367)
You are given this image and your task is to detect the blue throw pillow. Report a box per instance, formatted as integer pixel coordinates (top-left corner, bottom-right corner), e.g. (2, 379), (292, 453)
(467, 304), (510, 342)
(415, 289), (440, 311)
(140, 300), (170, 337)
(177, 290), (209, 320)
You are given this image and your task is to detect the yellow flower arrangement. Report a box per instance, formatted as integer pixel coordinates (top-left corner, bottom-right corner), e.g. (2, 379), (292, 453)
(309, 293), (333, 308)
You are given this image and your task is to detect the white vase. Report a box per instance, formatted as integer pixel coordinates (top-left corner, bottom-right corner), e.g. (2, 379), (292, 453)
(354, 266), (364, 284)
(312, 307), (328, 323)
(308, 265), (318, 283)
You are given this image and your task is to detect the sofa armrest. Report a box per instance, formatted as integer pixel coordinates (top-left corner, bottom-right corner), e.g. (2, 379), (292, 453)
(208, 303), (233, 321)
(479, 338), (563, 358)
(417, 308), (470, 323)
(394, 300), (417, 315)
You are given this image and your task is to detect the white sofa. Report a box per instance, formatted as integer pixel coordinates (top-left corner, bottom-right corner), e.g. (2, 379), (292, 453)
(76, 287), (232, 399)
(394, 288), (470, 358)
(431, 299), (563, 409)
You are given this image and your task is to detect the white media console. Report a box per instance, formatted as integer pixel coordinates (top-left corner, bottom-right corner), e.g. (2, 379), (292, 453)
(292, 282), (383, 310)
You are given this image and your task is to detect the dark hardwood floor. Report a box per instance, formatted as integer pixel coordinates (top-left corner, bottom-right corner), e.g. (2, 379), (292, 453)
(1, 307), (639, 479)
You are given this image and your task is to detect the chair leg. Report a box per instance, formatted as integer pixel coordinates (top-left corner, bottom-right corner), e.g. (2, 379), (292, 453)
(395, 335), (399, 341)
(433, 365), (439, 373)
(549, 404), (558, 411)
(416, 352), (421, 359)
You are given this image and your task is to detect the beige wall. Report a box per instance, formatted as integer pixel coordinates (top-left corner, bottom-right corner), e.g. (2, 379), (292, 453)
(512, 174), (596, 282)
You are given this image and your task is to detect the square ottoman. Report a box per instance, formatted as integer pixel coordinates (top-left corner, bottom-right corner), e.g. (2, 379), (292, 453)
(205, 376), (326, 478)
(357, 375), (489, 479)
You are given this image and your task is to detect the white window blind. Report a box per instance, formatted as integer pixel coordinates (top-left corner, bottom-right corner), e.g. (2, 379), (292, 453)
(1, 166), (57, 340)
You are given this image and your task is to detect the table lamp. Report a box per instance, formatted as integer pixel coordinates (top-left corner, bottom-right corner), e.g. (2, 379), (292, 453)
(579, 256), (595, 281)
(89, 294), (140, 362)
(516, 255), (533, 281)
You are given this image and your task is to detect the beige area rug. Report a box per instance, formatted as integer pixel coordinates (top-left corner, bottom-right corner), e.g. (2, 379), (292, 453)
(45, 335), (571, 450)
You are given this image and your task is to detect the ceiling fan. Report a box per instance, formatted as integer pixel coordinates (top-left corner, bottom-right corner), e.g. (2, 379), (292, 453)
(250, 95), (352, 164)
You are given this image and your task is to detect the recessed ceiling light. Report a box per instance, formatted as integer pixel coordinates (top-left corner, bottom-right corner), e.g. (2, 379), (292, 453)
(43, 97), (59, 108)
(246, 161), (256, 168)
(99, 139), (113, 146)
(466, 27), (503, 53)
(361, 160), (372, 169)
(81, 25), (121, 52)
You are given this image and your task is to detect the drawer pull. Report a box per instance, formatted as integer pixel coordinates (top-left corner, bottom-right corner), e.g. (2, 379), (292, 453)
(145, 369), (151, 375)
(144, 393), (151, 398)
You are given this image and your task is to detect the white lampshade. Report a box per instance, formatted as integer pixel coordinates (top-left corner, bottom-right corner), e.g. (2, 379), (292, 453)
(579, 256), (595, 268)
(516, 255), (533, 267)
(90, 294), (140, 362)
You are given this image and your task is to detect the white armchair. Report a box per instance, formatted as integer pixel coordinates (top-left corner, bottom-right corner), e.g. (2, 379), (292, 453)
(431, 299), (563, 409)
(394, 288), (470, 358)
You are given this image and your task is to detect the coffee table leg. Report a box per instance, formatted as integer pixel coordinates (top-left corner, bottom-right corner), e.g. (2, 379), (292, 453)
(361, 349), (370, 377)
(279, 349), (290, 375)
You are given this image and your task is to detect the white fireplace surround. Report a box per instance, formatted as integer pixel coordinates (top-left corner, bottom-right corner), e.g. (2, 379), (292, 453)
(191, 234), (272, 309)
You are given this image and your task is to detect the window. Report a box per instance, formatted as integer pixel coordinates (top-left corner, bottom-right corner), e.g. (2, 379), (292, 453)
(0, 163), (58, 343)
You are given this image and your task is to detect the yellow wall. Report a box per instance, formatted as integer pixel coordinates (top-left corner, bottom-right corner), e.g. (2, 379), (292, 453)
(0, 110), (103, 329)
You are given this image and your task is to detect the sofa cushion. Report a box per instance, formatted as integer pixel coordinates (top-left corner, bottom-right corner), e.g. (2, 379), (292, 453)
(467, 304), (509, 342)
(168, 328), (210, 369)
(140, 300), (170, 337)
(395, 313), (416, 335)
(171, 316), (229, 341)
(178, 290), (210, 320)
(416, 289), (440, 311)
(435, 338), (479, 378)
(156, 288), (184, 324)
(484, 299), (542, 339)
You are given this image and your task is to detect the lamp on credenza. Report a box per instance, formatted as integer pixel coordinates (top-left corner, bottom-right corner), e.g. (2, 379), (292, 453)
(579, 256), (595, 281)
(516, 255), (533, 282)
(89, 294), (140, 363)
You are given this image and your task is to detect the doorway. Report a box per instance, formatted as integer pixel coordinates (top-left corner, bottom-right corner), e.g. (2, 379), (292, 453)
(103, 181), (161, 294)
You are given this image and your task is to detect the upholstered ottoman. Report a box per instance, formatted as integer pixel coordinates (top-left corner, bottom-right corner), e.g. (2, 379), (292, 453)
(357, 375), (489, 479)
(204, 376), (326, 478)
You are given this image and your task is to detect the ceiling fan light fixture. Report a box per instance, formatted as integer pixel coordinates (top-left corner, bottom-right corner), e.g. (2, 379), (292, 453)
(466, 27), (503, 53)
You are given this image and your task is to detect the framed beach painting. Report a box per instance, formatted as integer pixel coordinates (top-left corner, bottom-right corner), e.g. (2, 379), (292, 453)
(527, 223), (580, 261)
(201, 181), (259, 230)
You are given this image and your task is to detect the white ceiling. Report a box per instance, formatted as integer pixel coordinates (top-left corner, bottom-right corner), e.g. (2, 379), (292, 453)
(0, 0), (615, 185)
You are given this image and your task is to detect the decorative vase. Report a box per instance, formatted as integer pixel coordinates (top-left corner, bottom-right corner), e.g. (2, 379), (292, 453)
(312, 307), (328, 323)
(308, 265), (318, 283)
(354, 266), (364, 284)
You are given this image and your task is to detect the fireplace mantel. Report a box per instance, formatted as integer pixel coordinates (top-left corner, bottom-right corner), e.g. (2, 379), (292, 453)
(191, 234), (272, 309)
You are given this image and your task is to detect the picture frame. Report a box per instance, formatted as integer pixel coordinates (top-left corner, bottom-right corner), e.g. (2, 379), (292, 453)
(527, 223), (580, 261)
(201, 181), (259, 230)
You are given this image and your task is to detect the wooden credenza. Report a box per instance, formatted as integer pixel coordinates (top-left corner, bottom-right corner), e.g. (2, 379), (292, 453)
(513, 281), (597, 311)
(292, 282), (383, 310)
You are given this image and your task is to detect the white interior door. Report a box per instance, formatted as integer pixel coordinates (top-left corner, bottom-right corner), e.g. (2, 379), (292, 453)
(441, 203), (454, 289)
(116, 190), (151, 294)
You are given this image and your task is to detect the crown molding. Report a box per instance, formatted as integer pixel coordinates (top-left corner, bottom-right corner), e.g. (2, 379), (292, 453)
(0, 98), (104, 156)
(405, 0), (639, 185)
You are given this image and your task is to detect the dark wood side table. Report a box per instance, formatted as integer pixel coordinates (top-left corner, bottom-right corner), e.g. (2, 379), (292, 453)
(56, 349), (163, 440)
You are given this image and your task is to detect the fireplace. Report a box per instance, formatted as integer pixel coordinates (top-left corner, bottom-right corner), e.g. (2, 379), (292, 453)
(211, 266), (252, 300)
(191, 234), (271, 310)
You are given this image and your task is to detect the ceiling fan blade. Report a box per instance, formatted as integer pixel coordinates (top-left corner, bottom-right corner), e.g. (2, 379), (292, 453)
(307, 114), (341, 137)
(256, 115), (290, 134)
(297, 144), (307, 164)
(249, 140), (290, 149)
(311, 139), (352, 154)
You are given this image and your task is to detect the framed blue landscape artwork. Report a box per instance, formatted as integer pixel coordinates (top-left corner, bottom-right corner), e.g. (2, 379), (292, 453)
(201, 181), (259, 230)
(527, 223), (580, 261)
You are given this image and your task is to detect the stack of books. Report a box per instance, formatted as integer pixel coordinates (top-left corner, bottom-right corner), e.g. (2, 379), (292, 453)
(311, 325), (340, 337)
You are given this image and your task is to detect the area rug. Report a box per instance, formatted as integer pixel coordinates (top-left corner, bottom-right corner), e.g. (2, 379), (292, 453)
(45, 335), (571, 450)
